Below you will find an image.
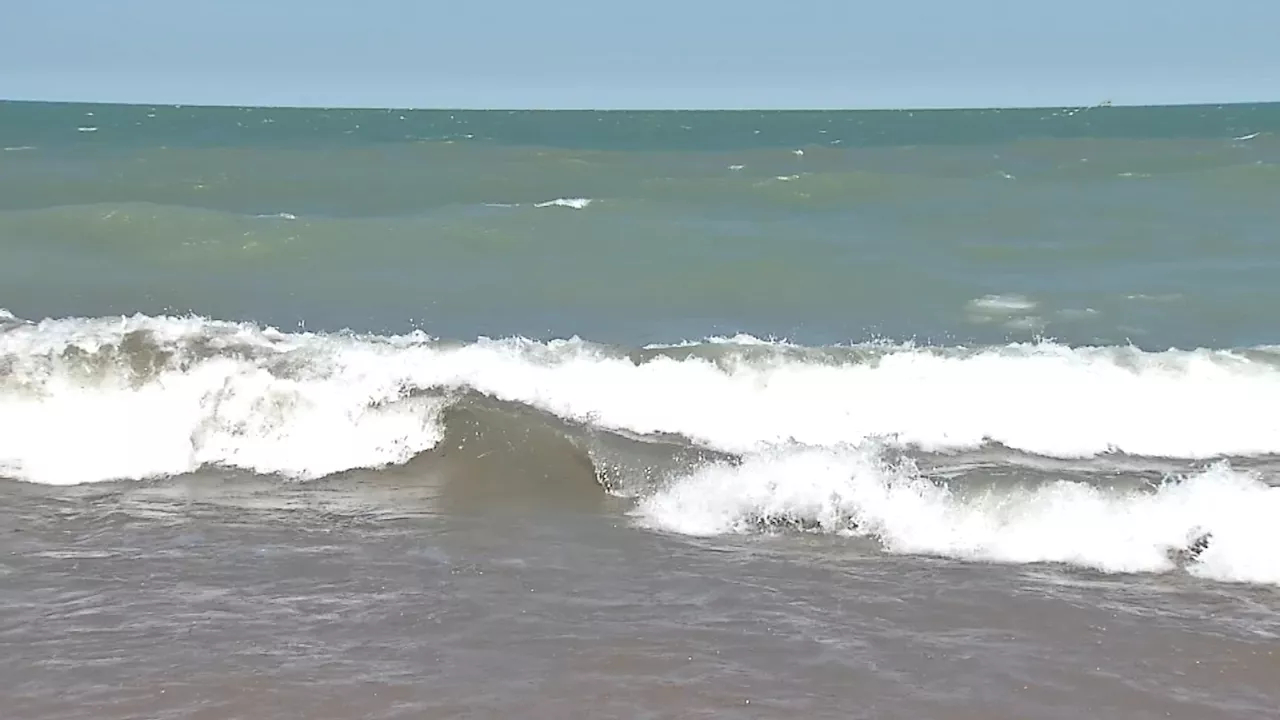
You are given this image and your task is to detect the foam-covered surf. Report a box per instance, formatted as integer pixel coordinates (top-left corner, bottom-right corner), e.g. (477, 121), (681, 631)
(4, 310), (1280, 487)
(633, 447), (1280, 585)
(0, 313), (448, 485)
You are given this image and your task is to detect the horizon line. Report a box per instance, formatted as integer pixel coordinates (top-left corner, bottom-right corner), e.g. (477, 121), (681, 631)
(3, 96), (1279, 114)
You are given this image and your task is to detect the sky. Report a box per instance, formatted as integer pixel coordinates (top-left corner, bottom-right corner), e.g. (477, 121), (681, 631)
(2, 0), (1278, 110)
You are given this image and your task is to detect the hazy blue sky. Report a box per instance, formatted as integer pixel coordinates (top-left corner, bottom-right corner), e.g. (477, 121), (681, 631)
(3, 0), (1277, 109)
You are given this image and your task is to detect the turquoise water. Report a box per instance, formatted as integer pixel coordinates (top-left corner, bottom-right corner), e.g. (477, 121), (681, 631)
(3, 100), (1278, 347)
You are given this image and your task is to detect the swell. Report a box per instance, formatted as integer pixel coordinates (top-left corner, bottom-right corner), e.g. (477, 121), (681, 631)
(391, 392), (731, 515)
(1, 133), (1275, 217)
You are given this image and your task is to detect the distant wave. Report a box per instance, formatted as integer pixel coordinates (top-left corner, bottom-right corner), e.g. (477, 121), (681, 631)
(968, 294), (1038, 313)
(533, 197), (593, 209)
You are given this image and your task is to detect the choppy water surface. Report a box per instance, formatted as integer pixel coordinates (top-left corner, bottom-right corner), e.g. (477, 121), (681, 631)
(3, 101), (1280, 719)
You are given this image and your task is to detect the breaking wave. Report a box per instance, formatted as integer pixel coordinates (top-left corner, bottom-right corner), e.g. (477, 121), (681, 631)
(4, 310), (1280, 584)
(4, 310), (1280, 486)
(633, 447), (1280, 585)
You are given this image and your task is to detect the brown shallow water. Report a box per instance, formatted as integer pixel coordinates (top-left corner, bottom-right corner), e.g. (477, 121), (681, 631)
(2, 459), (1278, 720)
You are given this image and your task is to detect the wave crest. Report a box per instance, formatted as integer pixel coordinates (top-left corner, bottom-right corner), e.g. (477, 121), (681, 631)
(3, 310), (1280, 487)
(634, 447), (1280, 584)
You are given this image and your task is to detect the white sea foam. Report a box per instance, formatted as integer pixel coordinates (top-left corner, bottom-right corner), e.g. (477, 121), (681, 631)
(1056, 308), (1100, 321)
(0, 315), (445, 485)
(642, 333), (795, 350)
(3, 312), (1280, 486)
(968, 294), (1038, 313)
(634, 447), (1280, 584)
(967, 294), (1043, 329)
(533, 197), (593, 209)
